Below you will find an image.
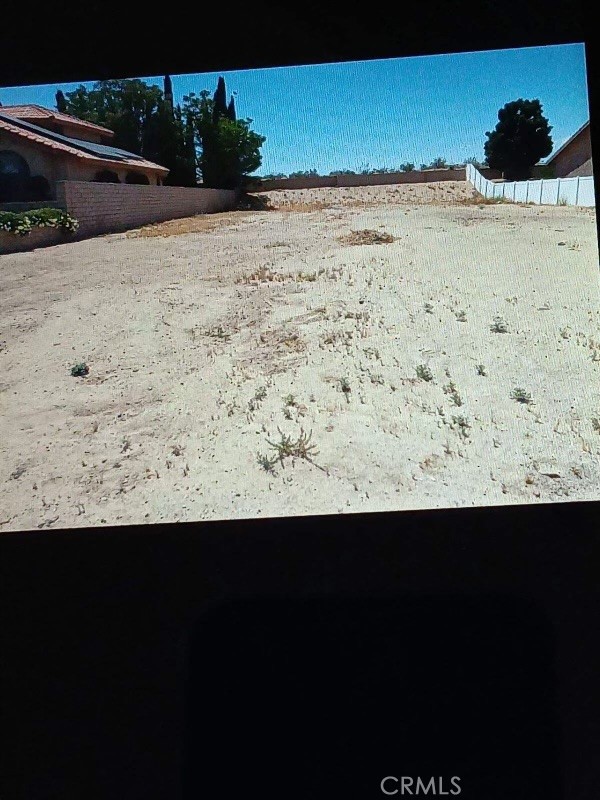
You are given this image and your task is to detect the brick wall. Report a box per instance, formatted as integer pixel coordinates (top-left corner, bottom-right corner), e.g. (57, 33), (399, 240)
(55, 181), (238, 238)
(0, 226), (71, 255)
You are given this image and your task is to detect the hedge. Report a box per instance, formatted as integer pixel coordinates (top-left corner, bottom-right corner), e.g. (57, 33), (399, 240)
(0, 208), (79, 236)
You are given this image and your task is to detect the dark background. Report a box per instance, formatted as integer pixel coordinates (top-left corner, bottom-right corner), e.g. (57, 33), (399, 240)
(1, 4), (599, 798)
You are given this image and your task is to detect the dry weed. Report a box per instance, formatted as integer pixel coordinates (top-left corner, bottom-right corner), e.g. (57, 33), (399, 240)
(337, 229), (396, 245)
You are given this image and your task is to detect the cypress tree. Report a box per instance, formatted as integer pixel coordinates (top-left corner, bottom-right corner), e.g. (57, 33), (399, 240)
(184, 114), (197, 185)
(212, 76), (228, 122)
(164, 75), (174, 112)
(226, 95), (236, 121)
(55, 90), (67, 113)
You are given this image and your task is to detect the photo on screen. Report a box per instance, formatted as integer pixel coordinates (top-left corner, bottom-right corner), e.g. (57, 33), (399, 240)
(0, 42), (597, 532)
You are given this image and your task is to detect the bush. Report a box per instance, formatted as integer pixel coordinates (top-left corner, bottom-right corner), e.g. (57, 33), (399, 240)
(0, 208), (79, 236)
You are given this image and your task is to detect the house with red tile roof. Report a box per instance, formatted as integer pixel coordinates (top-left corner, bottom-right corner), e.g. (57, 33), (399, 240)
(0, 105), (169, 203)
(0, 105), (116, 143)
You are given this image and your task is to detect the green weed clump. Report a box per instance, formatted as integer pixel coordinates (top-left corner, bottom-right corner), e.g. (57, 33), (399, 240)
(416, 364), (434, 382)
(70, 362), (89, 377)
(510, 388), (533, 404)
(490, 316), (508, 333)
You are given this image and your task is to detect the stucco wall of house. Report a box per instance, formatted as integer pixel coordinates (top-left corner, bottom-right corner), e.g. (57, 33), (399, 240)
(55, 181), (237, 238)
(1, 133), (165, 195)
(61, 159), (162, 185)
(0, 132), (60, 191)
(567, 158), (594, 178)
(550, 127), (593, 178)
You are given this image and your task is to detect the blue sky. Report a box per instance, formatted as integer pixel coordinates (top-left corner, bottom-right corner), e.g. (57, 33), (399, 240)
(0, 43), (590, 175)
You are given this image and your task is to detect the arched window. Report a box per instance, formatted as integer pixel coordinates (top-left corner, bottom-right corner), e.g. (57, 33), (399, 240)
(0, 150), (31, 201)
(125, 171), (150, 185)
(0, 150), (30, 176)
(93, 170), (120, 183)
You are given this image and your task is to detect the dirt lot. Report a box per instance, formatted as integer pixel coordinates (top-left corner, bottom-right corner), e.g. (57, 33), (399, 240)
(1, 181), (599, 532)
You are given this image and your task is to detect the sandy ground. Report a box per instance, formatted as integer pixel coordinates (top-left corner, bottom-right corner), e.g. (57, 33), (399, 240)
(1, 181), (599, 532)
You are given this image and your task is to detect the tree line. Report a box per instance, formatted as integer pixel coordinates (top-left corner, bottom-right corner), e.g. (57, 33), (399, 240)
(55, 76), (265, 189)
(54, 80), (553, 188)
(261, 158), (478, 180)
(261, 99), (554, 182)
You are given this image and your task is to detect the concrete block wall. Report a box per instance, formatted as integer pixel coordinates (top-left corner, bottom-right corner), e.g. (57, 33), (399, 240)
(0, 227), (71, 255)
(254, 168), (469, 192)
(55, 181), (238, 238)
(338, 168), (467, 187)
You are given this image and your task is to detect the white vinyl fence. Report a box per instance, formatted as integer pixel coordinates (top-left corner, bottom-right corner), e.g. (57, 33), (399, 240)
(466, 163), (595, 207)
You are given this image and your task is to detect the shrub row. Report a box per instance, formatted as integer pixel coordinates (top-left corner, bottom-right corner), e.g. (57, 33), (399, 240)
(0, 208), (79, 236)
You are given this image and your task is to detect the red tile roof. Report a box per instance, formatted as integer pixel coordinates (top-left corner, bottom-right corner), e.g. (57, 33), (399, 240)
(1, 104), (115, 138)
(0, 115), (168, 175)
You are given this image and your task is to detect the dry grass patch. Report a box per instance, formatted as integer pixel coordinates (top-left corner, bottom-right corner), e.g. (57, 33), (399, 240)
(236, 266), (286, 284)
(269, 198), (378, 212)
(127, 210), (250, 238)
(337, 229), (396, 245)
(275, 200), (337, 213)
(455, 195), (537, 207)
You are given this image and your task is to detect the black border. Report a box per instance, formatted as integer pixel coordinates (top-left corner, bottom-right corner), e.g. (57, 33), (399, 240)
(1, 5), (599, 799)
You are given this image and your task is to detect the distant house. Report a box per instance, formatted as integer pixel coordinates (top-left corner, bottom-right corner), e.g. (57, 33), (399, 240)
(0, 105), (168, 203)
(543, 120), (593, 178)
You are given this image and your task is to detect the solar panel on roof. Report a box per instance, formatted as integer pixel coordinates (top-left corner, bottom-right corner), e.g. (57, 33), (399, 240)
(73, 140), (147, 162)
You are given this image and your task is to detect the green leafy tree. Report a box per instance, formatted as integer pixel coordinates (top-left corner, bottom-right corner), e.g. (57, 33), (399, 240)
(329, 169), (357, 175)
(147, 102), (197, 187)
(464, 156), (487, 168)
(62, 79), (163, 156)
(399, 162), (415, 172)
(183, 80), (265, 189)
(419, 157), (448, 170)
(61, 79), (196, 186)
(288, 169), (318, 177)
(484, 99), (553, 180)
